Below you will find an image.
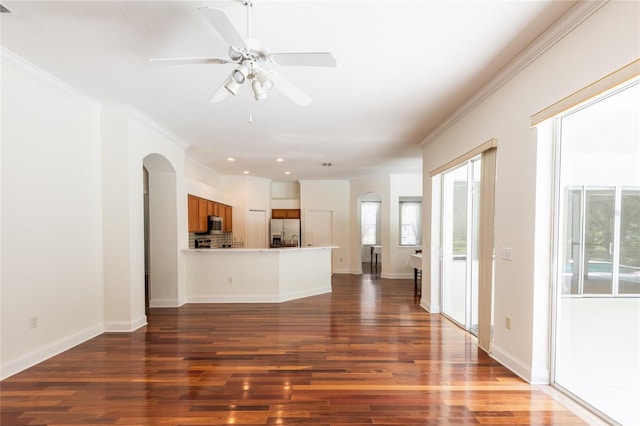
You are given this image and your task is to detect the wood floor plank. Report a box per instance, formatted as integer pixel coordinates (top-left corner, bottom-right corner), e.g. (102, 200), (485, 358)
(1, 273), (586, 425)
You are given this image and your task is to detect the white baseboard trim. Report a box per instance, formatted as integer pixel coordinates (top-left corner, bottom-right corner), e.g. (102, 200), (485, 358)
(149, 298), (180, 308)
(188, 294), (280, 303)
(187, 286), (332, 304)
(104, 315), (147, 332)
(279, 286), (332, 303)
(419, 300), (440, 313)
(491, 343), (538, 384)
(381, 272), (413, 279)
(333, 269), (362, 275)
(0, 324), (104, 380)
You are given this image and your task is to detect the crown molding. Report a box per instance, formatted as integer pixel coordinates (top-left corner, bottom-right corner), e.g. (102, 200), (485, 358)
(1, 47), (100, 110)
(128, 106), (190, 150)
(418, 0), (608, 148)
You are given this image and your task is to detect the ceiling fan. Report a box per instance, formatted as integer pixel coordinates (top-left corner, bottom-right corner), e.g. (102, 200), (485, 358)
(150, 0), (336, 106)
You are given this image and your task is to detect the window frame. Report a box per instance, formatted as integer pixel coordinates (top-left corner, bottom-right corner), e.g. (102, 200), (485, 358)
(399, 198), (422, 246)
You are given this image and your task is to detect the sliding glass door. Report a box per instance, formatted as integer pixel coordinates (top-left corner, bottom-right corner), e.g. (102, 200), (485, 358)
(553, 81), (639, 425)
(441, 158), (480, 333)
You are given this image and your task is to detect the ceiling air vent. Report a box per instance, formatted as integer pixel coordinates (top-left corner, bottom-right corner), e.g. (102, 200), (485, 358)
(0, 2), (14, 13)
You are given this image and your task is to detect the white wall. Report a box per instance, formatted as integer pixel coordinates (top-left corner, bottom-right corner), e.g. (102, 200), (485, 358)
(421, 1), (640, 383)
(101, 107), (188, 329)
(299, 180), (350, 273)
(185, 159), (233, 206)
(1, 50), (104, 378)
(222, 175), (272, 246)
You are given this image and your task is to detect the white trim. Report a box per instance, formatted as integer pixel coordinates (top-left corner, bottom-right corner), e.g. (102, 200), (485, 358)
(1, 47), (100, 110)
(128, 107), (190, 150)
(491, 343), (538, 384)
(149, 298), (181, 308)
(381, 272), (413, 279)
(536, 385), (610, 426)
(0, 324), (104, 380)
(420, 300), (440, 314)
(186, 286), (331, 303)
(332, 268), (353, 274)
(278, 286), (332, 303)
(418, 0), (607, 148)
(104, 316), (147, 332)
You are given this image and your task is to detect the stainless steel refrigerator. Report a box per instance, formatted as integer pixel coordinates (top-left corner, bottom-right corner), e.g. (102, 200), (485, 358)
(270, 219), (300, 247)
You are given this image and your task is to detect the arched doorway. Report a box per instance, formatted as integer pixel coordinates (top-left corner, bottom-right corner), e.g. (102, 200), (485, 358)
(143, 154), (179, 308)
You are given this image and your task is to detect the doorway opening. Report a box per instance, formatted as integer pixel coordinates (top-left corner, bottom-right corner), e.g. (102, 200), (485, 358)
(142, 154), (179, 308)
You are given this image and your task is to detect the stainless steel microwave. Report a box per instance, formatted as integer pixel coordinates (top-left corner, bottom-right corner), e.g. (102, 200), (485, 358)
(208, 215), (223, 234)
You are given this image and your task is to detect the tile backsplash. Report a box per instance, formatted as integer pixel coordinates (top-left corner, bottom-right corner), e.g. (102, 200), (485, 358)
(188, 233), (244, 249)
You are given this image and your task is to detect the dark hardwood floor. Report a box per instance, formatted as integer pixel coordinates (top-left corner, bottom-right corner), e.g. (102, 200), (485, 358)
(1, 271), (585, 425)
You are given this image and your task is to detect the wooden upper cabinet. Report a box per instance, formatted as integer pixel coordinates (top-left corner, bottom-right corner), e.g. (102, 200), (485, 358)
(188, 195), (199, 232)
(286, 209), (301, 219)
(223, 205), (232, 232)
(272, 209), (300, 219)
(188, 194), (233, 233)
(197, 198), (209, 233)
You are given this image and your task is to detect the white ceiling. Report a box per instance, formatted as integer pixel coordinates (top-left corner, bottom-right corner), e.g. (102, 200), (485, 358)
(1, 0), (576, 181)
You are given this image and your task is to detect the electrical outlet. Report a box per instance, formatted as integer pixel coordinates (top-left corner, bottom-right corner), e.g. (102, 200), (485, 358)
(227, 276), (233, 284)
(505, 316), (511, 330)
(500, 247), (513, 261)
(29, 316), (38, 329)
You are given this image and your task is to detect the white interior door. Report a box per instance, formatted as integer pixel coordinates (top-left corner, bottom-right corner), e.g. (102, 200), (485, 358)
(305, 210), (332, 247)
(246, 210), (267, 248)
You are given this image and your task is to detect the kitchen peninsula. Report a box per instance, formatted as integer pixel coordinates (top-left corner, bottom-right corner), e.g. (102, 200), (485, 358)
(184, 246), (334, 303)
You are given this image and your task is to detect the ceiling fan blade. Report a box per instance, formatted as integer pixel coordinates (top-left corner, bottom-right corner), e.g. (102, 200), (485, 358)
(199, 7), (247, 50)
(270, 52), (337, 67)
(149, 57), (231, 66)
(209, 80), (229, 104)
(270, 73), (312, 107)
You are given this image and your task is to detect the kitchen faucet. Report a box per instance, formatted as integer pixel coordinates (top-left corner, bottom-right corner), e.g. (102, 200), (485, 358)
(290, 235), (298, 246)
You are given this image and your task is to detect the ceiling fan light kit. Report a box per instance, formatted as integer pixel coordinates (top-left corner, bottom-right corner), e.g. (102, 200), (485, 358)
(150, 0), (336, 106)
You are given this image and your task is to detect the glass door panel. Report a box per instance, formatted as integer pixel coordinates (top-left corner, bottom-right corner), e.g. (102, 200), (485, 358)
(441, 158), (481, 333)
(561, 188), (583, 295)
(442, 164), (468, 326)
(554, 81), (640, 426)
(469, 160), (481, 334)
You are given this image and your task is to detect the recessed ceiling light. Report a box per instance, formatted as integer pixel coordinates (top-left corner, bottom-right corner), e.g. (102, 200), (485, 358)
(227, 157), (235, 162)
(284, 171), (291, 175)
(243, 170), (250, 174)
(276, 158), (284, 162)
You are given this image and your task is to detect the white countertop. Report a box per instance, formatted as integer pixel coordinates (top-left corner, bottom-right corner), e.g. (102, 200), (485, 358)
(185, 246), (338, 253)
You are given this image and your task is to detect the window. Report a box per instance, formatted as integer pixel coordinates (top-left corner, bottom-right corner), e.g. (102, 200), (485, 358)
(400, 198), (421, 246)
(361, 201), (380, 245)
